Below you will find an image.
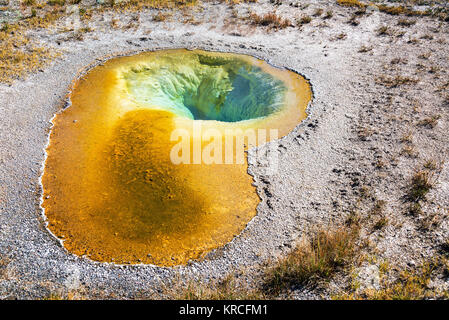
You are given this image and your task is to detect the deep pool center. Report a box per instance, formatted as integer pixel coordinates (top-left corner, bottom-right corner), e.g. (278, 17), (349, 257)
(125, 53), (287, 122)
(42, 49), (312, 266)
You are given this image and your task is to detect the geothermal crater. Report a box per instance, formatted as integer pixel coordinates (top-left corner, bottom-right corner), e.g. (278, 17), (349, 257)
(42, 49), (311, 266)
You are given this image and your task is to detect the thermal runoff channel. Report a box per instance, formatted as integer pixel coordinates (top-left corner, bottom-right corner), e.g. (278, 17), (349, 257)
(42, 49), (311, 266)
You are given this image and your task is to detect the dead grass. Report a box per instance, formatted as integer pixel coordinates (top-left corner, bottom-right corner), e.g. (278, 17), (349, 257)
(110, 17), (120, 28)
(249, 11), (292, 29)
(323, 10), (333, 19)
(440, 239), (449, 256)
(226, 0), (258, 4)
(157, 224), (362, 299)
(153, 11), (170, 22)
(263, 226), (359, 294)
(391, 57), (407, 65)
(376, 25), (390, 36)
(400, 130), (413, 144)
(376, 75), (418, 88)
(335, 32), (347, 40)
(336, 1), (430, 17)
(313, 8), (323, 17)
(347, 14), (360, 26)
(297, 15), (312, 26)
(417, 115), (440, 129)
(418, 52), (431, 60)
(407, 170), (434, 203)
(0, 27), (59, 84)
(419, 210), (446, 231)
(423, 159), (439, 171)
(0, 255), (10, 280)
(110, 0), (199, 11)
(420, 34), (434, 41)
(401, 144), (417, 158)
(398, 18), (416, 27)
(408, 202), (422, 216)
(428, 65), (439, 74)
(336, 261), (441, 300)
(0, 0), (202, 84)
(369, 200), (388, 231)
(370, 200), (386, 216)
(373, 216), (388, 230)
(337, 0), (366, 9)
(377, 4), (407, 16)
(166, 226), (360, 299)
(376, 4), (430, 17)
(47, 0), (66, 5)
(0, 6), (66, 84)
(358, 45), (372, 53)
(357, 126), (375, 140)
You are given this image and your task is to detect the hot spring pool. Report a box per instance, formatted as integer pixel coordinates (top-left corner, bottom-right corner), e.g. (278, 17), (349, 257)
(41, 49), (311, 266)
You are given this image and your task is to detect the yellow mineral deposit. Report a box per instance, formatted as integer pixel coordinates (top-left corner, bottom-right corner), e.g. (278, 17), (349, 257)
(42, 49), (311, 266)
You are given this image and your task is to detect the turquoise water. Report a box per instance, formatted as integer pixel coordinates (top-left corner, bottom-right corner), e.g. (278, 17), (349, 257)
(124, 53), (287, 122)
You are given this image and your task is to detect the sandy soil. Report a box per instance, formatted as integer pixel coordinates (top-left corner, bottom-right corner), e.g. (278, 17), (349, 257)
(0, 0), (448, 299)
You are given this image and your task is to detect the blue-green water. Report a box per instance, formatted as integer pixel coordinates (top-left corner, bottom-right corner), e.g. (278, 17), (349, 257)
(124, 53), (287, 122)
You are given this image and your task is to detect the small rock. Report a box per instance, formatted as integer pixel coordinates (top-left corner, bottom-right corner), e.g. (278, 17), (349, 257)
(65, 5), (79, 15)
(0, 9), (22, 24)
(355, 264), (380, 292)
(81, 0), (96, 5)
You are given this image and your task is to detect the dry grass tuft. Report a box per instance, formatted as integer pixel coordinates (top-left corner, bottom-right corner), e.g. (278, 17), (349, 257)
(337, 0), (365, 9)
(398, 18), (416, 27)
(335, 32), (347, 40)
(370, 200), (386, 216)
(370, 200), (388, 230)
(263, 226), (359, 294)
(313, 8), (323, 17)
(401, 145), (417, 158)
(347, 14), (360, 26)
(336, 1), (429, 17)
(373, 216), (388, 230)
(417, 115), (440, 129)
(297, 15), (312, 26)
(153, 11), (170, 22)
(377, 4), (407, 15)
(376, 75), (418, 88)
(358, 45), (372, 53)
(323, 10), (333, 19)
(249, 11), (292, 29)
(400, 130), (413, 144)
(226, 0), (258, 4)
(376, 25), (390, 36)
(407, 170), (434, 203)
(47, 0), (66, 5)
(376, 4), (430, 17)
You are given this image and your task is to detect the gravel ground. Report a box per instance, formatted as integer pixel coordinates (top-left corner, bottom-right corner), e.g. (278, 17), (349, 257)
(0, 0), (448, 299)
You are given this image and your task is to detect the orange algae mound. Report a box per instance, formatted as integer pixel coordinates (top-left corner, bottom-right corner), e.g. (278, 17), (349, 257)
(42, 49), (311, 266)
